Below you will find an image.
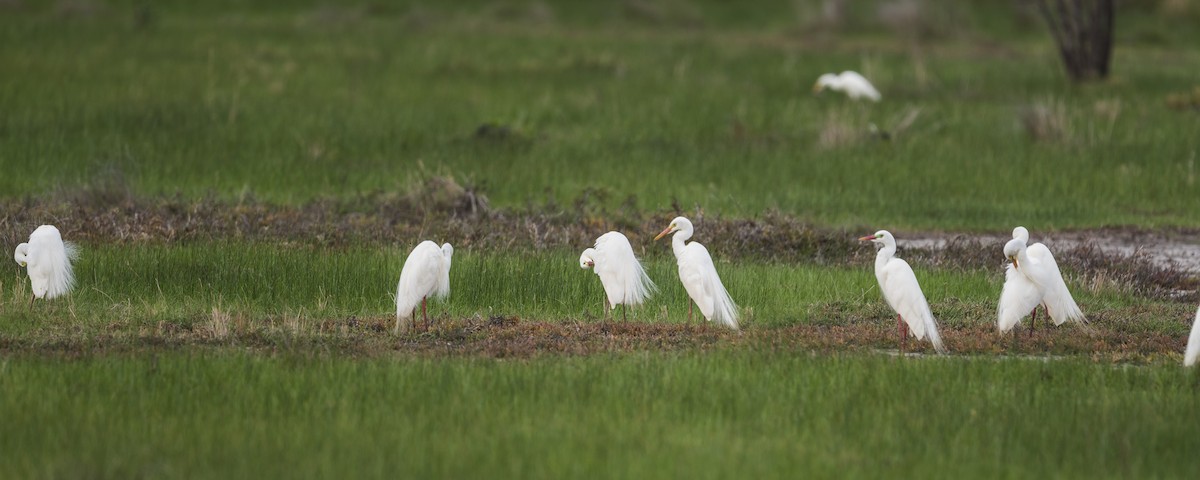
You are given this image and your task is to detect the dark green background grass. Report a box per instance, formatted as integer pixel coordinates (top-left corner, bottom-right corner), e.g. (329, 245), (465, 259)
(3, 1), (1199, 228)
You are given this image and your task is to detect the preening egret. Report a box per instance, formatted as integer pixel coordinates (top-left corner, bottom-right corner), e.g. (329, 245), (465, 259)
(395, 241), (453, 334)
(860, 230), (946, 354)
(654, 217), (739, 330)
(1185, 305), (1200, 367)
(579, 231), (656, 321)
(997, 227), (1086, 335)
(813, 71), (882, 102)
(13, 225), (77, 308)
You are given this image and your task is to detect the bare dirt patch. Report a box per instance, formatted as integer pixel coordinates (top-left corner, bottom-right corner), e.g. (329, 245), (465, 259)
(2, 306), (1193, 363)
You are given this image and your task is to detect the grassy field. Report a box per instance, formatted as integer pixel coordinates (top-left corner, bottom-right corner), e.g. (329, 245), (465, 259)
(4, 352), (1200, 479)
(0, 244), (1176, 332)
(3, 1), (1200, 478)
(2, 1), (1200, 228)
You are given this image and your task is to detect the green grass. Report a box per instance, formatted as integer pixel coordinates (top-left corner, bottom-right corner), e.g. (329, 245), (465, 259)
(0, 243), (1163, 335)
(2, 351), (1199, 479)
(2, 2), (1199, 228)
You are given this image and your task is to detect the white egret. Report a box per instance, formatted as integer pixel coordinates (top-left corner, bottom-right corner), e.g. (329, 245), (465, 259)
(860, 230), (946, 354)
(653, 217), (739, 330)
(13, 224), (77, 308)
(395, 241), (453, 334)
(997, 226), (1086, 335)
(813, 71), (882, 102)
(579, 231), (656, 321)
(1185, 305), (1200, 367)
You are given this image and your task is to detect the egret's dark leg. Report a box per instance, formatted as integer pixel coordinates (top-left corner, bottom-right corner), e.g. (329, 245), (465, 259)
(1029, 306), (1037, 337)
(688, 302), (693, 323)
(622, 304), (627, 323)
(897, 314), (905, 354)
(29, 296), (35, 310)
(422, 296), (428, 331)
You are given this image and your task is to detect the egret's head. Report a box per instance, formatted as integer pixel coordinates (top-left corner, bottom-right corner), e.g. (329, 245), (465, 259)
(654, 216), (692, 241)
(1011, 226), (1029, 243)
(857, 230), (891, 245)
(1003, 238), (1025, 269)
(13, 243), (28, 268)
(579, 248), (596, 269)
(441, 243), (454, 259)
(813, 73), (838, 93)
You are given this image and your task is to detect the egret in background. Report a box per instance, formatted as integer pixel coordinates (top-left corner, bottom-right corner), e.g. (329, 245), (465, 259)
(997, 226), (1087, 335)
(13, 224), (77, 308)
(860, 230), (946, 354)
(395, 241), (453, 334)
(1185, 305), (1200, 367)
(579, 231), (656, 321)
(654, 217), (739, 330)
(813, 71), (882, 102)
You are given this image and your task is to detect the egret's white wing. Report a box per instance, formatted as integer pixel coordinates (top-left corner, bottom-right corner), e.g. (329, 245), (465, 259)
(593, 232), (627, 307)
(432, 251), (452, 299)
(678, 242), (739, 330)
(396, 241), (445, 320)
(1185, 305), (1200, 367)
(1027, 243), (1058, 270)
(998, 263), (1042, 333)
(880, 259), (945, 353)
(839, 71), (881, 102)
(27, 225), (76, 299)
(595, 231), (655, 307)
(677, 248), (713, 319)
(1027, 243), (1086, 325)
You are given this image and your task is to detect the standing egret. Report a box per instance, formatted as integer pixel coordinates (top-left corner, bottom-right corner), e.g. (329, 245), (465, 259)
(579, 231), (656, 321)
(813, 71), (882, 102)
(13, 225), (77, 308)
(395, 241), (453, 334)
(997, 227), (1086, 335)
(860, 230), (946, 354)
(997, 244), (1042, 336)
(653, 217), (739, 330)
(1185, 305), (1200, 367)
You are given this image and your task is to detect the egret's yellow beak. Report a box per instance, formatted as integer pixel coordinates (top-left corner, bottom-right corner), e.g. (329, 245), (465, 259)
(653, 226), (673, 241)
(586, 260), (595, 267)
(812, 82), (823, 93)
(1009, 256), (1019, 269)
(18, 262), (26, 268)
(857, 235), (876, 242)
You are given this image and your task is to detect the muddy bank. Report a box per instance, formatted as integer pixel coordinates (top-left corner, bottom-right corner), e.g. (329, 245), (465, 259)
(1, 307), (1193, 363)
(904, 229), (1200, 274)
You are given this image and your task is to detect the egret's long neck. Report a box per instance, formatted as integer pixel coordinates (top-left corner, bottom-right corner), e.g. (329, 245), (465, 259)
(1016, 246), (1034, 280)
(671, 229), (692, 258)
(875, 242), (895, 272)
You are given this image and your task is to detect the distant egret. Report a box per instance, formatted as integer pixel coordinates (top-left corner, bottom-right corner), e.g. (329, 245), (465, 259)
(813, 71), (882, 102)
(997, 227), (1086, 335)
(395, 241), (453, 334)
(654, 217), (739, 330)
(579, 231), (656, 321)
(13, 225), (77, 308)
(860, 230), (946, 354)
(1185, 305), (1200, 367)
